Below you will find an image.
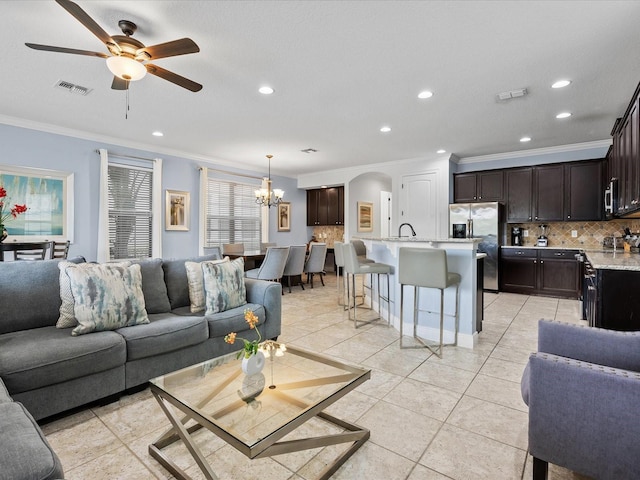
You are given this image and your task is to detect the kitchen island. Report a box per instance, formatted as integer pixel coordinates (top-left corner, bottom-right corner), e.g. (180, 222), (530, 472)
(355, 237), (482, 349)
(583, 250), (640, 331)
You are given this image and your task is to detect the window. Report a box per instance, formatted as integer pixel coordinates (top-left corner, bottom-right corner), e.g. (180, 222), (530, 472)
(204, 177), (261, 251)
(107, 163), (153, 260)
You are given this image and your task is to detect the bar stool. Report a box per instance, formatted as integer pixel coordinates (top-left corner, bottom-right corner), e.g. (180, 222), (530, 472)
(334, 242), (347, 307)
(343, 243), (392, 328)
(399, 247), (460, 358)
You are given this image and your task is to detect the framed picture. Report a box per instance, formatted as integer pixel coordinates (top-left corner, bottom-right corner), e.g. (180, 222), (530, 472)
(0, 164), (74, 242)
(357, 201), (373, 232)
(277, 202), (291, 232)
(165, 190), (190, 231)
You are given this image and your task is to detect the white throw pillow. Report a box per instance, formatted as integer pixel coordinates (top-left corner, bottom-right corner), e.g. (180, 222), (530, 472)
(56, 261), (131, 328)
(65, 263), (149, 336)
(185, 257), (229, 313)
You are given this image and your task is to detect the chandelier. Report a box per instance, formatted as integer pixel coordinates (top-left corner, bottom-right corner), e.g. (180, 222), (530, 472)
(254, 155), (284, 207)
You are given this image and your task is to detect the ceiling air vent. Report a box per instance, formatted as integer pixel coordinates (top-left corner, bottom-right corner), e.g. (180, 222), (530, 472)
(496, 88), (527, 101)
(54, 80), (92, 96)
(301, 148), (318, 153)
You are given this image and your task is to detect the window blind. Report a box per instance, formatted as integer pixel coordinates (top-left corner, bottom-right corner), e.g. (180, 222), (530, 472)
(204, 177), (261, 251)
(108, 163), (153, 260)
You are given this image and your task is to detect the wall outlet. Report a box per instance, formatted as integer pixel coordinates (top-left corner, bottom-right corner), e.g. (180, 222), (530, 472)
(523, 229), (529, 237)
(571, 230), (578, 238)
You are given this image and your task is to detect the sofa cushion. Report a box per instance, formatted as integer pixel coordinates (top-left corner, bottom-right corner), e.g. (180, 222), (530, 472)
(163, 254), (223, 310)
(185, 257), (229, 313)
(0, 256), (85, 335)
(0, 326), (126, 394)
(131, 258), (172, 314)
(56, 260), (131, 329)
(0, 377), (12, 404)
(116, 313), (209, 360)
(203, 257), (247, 315)
(0, 402), (64, 480)
(64, 263), (150, 336)
(205, 303), (265, 338)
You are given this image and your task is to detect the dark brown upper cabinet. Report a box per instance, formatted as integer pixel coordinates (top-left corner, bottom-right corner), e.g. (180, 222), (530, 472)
(453, 170), (503, 203)
(307, 186), (344, 226)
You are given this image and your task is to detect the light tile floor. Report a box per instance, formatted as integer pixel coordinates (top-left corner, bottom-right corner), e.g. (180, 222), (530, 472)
(42, 274), (592, 479)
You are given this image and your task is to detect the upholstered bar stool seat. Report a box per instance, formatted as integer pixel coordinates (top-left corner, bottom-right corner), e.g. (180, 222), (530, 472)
(399, 247), (460, 357)
(343, 243), (392, 328)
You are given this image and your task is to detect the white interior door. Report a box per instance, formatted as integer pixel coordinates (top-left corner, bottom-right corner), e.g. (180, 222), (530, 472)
(380, 190), (392, 237)
(401, 172), (438, 238)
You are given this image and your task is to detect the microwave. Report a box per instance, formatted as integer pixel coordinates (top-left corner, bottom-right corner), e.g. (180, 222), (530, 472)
(604, 179), (618, 218)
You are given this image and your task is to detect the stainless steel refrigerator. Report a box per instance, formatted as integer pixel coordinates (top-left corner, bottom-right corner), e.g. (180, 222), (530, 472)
(449, 202), (503, 291)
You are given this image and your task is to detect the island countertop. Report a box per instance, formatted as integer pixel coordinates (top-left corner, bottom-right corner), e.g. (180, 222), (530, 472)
(359, 236), (480, 244)
(585, 251), (640, 271)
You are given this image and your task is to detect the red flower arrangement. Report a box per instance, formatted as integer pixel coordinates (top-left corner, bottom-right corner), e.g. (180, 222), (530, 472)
(0, 186), (28, 233)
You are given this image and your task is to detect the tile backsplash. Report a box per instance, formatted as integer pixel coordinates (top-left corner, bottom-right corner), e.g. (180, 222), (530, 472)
(509, 220), (640, 248)
(311, 226), (344, 247)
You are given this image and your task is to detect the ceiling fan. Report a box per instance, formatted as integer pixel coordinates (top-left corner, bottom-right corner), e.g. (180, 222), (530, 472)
(25, 0), (202, 92)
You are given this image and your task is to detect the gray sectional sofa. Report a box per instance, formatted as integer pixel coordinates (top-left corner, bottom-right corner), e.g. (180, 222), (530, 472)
(0, 253), (282, 480)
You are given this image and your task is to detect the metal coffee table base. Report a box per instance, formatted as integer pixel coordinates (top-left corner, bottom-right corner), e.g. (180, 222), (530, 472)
(149, 387), (370, 480)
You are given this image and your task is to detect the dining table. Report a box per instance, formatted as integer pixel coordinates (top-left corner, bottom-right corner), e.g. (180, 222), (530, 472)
(225, 250), (266, 270)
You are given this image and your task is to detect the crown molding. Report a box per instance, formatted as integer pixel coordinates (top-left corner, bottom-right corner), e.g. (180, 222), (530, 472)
(454, 139), (612, 165)
(0, 114), (261, 175)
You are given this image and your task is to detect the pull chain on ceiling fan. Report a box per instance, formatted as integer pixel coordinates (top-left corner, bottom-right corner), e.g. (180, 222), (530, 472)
(25, 0), (203, 93)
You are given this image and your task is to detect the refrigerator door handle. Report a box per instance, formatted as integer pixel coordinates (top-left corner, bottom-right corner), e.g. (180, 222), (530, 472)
(467, 219), (473, 238)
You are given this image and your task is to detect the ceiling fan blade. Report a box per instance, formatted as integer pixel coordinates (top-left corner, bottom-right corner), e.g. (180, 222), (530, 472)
(111, 76), (129, 90)
(146, 64), (202, 92)
(25, 43), (109, 58)
(55, 0), (116, 47)
(138, 38), (200, 60)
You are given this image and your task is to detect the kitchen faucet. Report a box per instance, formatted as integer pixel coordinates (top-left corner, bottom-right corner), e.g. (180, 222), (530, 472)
(398, 223), (417, 238)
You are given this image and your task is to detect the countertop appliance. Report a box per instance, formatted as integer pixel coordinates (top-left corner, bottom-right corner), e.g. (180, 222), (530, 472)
(511, 227), (522, 246)
(537, 224), (549, 247)
(449, 202), (503, 291)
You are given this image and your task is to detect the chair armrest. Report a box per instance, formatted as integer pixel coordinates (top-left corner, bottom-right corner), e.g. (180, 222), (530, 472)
(245, 278), (282, 340)
(537, 319), (640, 372)
(526, 352), (640, 479)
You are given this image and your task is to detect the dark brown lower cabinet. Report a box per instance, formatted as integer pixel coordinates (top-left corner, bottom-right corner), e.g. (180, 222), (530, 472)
(594, 268), (640, 331)
(500, 248), (580, 299)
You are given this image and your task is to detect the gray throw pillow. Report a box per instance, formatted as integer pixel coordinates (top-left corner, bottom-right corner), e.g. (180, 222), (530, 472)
(64, 263), (149, 336)
(203, 257), (247, 315)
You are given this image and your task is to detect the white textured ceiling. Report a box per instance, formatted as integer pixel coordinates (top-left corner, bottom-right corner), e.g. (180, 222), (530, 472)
(2, 1), (640, 177)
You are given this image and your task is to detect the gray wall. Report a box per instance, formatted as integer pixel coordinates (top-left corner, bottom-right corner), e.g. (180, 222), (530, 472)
(0, 123), (307, 261)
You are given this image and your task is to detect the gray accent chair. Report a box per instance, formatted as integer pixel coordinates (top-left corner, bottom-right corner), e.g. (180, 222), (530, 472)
(245, 246), (290, 283)
(282, 245), (306, 293)
(521, 319), (640, 480)
(222, 243), (244, 255)
(0, 378), (64, 480)
(342, 243), (391, 328)
(304, 242), (328, 288)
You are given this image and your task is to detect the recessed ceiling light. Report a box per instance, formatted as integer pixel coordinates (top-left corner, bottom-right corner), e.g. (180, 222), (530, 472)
(556, 112), (572, 119)
(437, 149), (446, 154)
(520, 136), (532, 142)
(552, 80), (571, 89)
(258, 86), (274, 95)
(152, 131), (163, 137)
(380, 126), (391, 133)
(418, 90), (433, 99)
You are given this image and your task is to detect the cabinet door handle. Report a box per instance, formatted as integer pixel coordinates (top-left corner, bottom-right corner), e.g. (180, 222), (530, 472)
(554, 252), (564, 256)
(567, 215), (571, 219)
(540, 260), (544, 264)
(534, 260), (537, 264)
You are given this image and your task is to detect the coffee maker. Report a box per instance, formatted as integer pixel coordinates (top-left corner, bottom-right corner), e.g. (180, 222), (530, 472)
(511, 227), (523, 246)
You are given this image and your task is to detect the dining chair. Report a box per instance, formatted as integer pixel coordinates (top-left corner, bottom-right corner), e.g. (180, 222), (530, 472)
(303, 242), (328, 288)
(282, 245), (306, 293)
(50, 240), (70, 259)
(222, 243), (244, 255)
(245, 246), (290, 286)
(14, 241), (52, 261)
(260, 242), (277, 251)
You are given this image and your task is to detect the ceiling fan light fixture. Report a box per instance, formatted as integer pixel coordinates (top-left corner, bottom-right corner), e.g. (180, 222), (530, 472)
(106, 56), (147, 81)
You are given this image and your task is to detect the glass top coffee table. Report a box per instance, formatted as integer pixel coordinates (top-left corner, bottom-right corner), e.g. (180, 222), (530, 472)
(148, 341), (371, 480)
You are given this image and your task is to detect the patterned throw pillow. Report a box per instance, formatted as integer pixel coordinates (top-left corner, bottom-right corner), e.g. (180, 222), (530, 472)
(64, 263), (149, 336)
(185, 257), (229, 313)
(203, 257), (247, 315)
(56, 261), (131, 328)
